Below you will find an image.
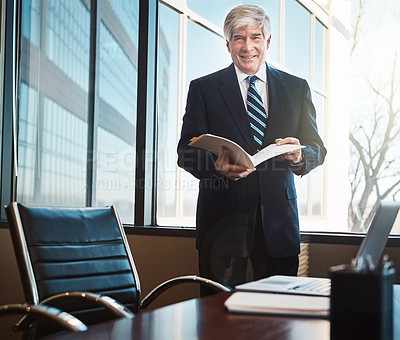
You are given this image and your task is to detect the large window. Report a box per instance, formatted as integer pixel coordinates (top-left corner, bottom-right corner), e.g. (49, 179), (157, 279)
(2, 0), (399, 237)
(156, 0), (327, 228)
(16, 0), (139, 222)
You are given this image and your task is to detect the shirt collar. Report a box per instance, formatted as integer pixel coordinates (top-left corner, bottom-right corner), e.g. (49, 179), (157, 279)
(234, 62), (267, 84)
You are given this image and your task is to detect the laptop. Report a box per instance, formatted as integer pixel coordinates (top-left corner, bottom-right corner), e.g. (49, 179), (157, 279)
(236, 200), (400, 297)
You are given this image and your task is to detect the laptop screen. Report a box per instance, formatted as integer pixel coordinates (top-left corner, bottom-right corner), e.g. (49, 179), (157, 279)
(355, 201), (400, 269)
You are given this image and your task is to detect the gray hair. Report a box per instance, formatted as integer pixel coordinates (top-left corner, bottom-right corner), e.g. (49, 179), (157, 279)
(223, 5), (271, 41)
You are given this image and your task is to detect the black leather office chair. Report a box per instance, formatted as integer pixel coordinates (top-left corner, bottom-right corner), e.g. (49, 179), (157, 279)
(5, 202), (231, 337)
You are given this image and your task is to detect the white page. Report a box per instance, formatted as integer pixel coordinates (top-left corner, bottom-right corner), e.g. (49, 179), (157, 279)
(253, 144), (305, 166)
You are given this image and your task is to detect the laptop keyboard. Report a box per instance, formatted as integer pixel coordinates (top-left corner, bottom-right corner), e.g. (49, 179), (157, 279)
(289, 280), (331, 294)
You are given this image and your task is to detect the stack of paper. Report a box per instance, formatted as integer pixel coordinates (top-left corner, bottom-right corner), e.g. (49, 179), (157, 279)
(224, 292), (330, 317)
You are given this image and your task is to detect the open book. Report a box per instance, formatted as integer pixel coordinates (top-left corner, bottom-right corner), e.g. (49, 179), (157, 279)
(189, 134), (305, 168)
(224, 292), (330, 317)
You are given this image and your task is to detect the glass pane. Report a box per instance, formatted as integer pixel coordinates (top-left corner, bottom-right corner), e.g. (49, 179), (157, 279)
(314, 20), (325, 89)
(262, 0), (280, 64)
(313, 91), (325, 139)
(96, 0), (139, 223)
(186, 20), (230, 86)
(295, 91), (325, 220)
(310, 92), (324, 217)
(186, 0), (280, 63)
(17, 0), (90, 205)
(156, 4), (180, 225)
(295, 175), (308, 216)
(311, 167), (323, 215)
(177, 21), (231, 227)
(284, 0), (311, 79)
(186, 0), (234, 28)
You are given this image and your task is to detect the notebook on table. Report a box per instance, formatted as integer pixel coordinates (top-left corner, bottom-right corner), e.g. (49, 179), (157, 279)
(224, 291), (330, 317)
(235, 200), (400, 297)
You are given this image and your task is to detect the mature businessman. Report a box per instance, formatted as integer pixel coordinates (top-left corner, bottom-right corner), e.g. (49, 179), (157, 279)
(177, 5), (326, 294)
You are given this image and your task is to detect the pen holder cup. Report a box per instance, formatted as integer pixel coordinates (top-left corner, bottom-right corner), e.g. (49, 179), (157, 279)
(329, 264), (395, 340)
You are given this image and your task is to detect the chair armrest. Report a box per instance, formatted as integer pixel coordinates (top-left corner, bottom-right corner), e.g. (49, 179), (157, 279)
(41, 291), (135, 319)
(0, 303), (87, 332)
(13, 291), (134, 333)
(140, 275), (232, 310)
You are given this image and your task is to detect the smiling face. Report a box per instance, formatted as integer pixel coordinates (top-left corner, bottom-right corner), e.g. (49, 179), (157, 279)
(226, 25), (270, 75)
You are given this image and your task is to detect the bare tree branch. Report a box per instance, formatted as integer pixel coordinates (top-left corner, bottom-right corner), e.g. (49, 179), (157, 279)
(351, 0), (365, 55)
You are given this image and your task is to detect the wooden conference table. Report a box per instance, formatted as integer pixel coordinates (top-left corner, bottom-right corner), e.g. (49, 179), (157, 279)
(43, 288), (399, 340)
(42, 292), (328, 340)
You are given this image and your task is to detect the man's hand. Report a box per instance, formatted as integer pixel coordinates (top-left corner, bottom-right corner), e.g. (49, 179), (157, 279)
(275, 137), (303, 164)
(215, 146), (256, 181)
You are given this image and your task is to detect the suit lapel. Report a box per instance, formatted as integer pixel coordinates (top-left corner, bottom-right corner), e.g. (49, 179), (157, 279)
(264, 64), (285, 145)
(219, 64), (255, 153)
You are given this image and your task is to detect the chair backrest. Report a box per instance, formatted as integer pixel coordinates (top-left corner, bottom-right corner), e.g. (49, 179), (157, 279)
(5, 202), (141, 321)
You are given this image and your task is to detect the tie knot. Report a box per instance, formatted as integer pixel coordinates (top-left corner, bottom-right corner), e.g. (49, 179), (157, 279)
(248, 75), (258, 85)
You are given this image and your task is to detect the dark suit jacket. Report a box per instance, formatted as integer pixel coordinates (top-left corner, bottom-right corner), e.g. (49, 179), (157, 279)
(177, 63), (327, 258)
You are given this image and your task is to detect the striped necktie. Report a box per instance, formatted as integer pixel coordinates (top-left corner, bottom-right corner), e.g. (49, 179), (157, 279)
(247, 75), (267, 147)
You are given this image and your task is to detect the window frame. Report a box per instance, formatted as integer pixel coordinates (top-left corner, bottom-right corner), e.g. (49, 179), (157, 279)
(1, 0), (19, 221)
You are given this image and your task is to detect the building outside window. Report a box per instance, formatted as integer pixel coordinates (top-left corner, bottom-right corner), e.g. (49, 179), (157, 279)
(17, 0), (139, 223)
